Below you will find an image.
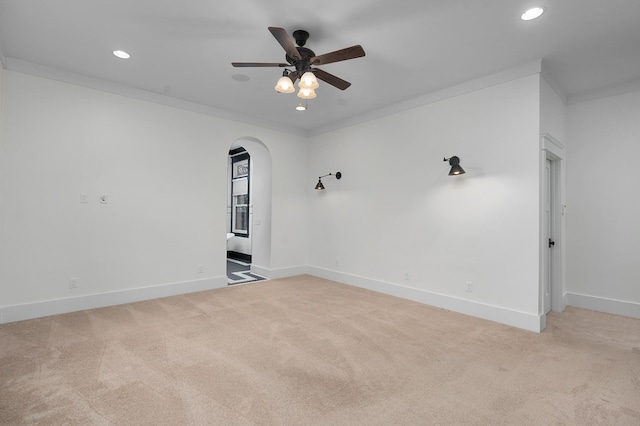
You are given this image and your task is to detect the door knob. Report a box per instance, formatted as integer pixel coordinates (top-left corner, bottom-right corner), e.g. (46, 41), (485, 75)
(548, 238), (555, 248)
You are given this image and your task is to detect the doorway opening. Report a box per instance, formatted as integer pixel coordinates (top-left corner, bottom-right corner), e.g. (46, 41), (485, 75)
(226, 138), (273, 285)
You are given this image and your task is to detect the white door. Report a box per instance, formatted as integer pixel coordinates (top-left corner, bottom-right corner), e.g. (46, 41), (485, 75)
(543, 158), (553, 313)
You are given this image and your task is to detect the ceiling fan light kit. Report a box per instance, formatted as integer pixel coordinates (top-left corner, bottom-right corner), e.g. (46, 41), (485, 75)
(298, 71), (319, 89)
(275, 72), (295, 93)
(297, 87), (317, 99)
(232, 27), (365, 109)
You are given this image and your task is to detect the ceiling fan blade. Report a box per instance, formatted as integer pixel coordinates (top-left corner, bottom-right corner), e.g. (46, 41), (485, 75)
(268, 27), (301, 61)
(310, 45), (365, 66)
(232, 62), (289, 67)
(314, 68), (351, 90)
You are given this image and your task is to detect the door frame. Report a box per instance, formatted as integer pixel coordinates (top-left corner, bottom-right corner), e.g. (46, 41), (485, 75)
(539, 134), (567, 325)
(543, 157), (553, 314)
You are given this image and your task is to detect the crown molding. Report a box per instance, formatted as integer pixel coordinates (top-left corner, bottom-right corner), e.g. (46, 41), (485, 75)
(308, 60), (544, 137)
(5, 58), (308, 137)
(567, 77), (640, 105)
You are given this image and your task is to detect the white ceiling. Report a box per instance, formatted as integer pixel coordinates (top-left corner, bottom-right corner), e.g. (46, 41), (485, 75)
(1, 0), (640, 134)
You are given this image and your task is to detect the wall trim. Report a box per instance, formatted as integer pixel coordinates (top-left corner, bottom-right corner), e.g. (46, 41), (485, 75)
(307, 266), (544, 332)
(20, 269), (636, 329)
(227, 251), (252, 263)
(541, 133), (565, 151)
(540, 134), (567, 315)
(0, 276), (227, 324)
(5, 58), (307, 137)
(309, 60), (543, 137)
(567, 292), (640, 319)
(567, 77), (640, 105)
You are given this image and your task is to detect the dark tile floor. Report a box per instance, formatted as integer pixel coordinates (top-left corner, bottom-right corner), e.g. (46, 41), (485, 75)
(227, 259), (267, 285)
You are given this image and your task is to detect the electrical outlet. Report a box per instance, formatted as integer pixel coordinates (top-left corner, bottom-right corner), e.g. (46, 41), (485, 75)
(335, 259), (340, 267)
(403, 271), (410, 280)
(80, 193), (88, 203)
(69, 278), (78, 289)
(197, 264), (203, 274)
(466, 281), (473, 292)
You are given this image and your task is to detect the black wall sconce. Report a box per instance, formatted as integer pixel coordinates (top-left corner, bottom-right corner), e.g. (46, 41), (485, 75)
(443, 156), (466, 176)
(315, 172), (342, 190)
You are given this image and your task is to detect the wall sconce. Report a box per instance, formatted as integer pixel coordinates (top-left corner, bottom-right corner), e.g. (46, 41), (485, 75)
(443, 156), (465, 176)
(315, 172), (342, 190)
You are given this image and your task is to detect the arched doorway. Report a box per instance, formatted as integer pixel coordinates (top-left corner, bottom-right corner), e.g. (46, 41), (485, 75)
(226, 137), (272, 284)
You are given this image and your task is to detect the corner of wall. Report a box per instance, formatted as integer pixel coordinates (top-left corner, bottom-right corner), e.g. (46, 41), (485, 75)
(540, 60), (568, 105)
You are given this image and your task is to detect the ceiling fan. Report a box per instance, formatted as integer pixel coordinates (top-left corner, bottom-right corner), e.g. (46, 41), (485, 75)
(232, 27), (365, 98)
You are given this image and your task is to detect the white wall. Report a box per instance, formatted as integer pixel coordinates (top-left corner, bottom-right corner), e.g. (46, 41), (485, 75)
(0, 70), (308, 322)
(307, 73), (543, 331)
(540, 75), (567, 142)
(0, 64), (4, 256)
(7, 62), (636, 328)
(267, 135), (310, 274)
(566, 90), (640, 318)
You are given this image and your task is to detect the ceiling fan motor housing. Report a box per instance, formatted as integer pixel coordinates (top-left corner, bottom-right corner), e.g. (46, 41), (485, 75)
(287, 47), (316, 72)
(292, 30), (309, 46)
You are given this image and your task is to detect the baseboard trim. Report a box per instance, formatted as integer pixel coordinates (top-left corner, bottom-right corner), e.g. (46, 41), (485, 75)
(307, 266), (543, 332)
(0, 276), (227, 324)
(566, 292), (640, 319)
(227, 251), (252, 263)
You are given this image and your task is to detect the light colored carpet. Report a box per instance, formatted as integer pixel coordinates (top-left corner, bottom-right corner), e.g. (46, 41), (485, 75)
(1, 275), (639, 425)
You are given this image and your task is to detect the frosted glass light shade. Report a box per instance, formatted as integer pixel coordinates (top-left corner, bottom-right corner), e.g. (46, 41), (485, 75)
(298, 71), (319, 89)
(297, 87), (317, 99)
(275, 76), (295, 93)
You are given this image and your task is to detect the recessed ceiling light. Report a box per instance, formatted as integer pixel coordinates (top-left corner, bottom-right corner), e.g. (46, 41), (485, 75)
(521, 7), (545, 21)
(231, 74), (250, 82)
(113, 50), (131, 59)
